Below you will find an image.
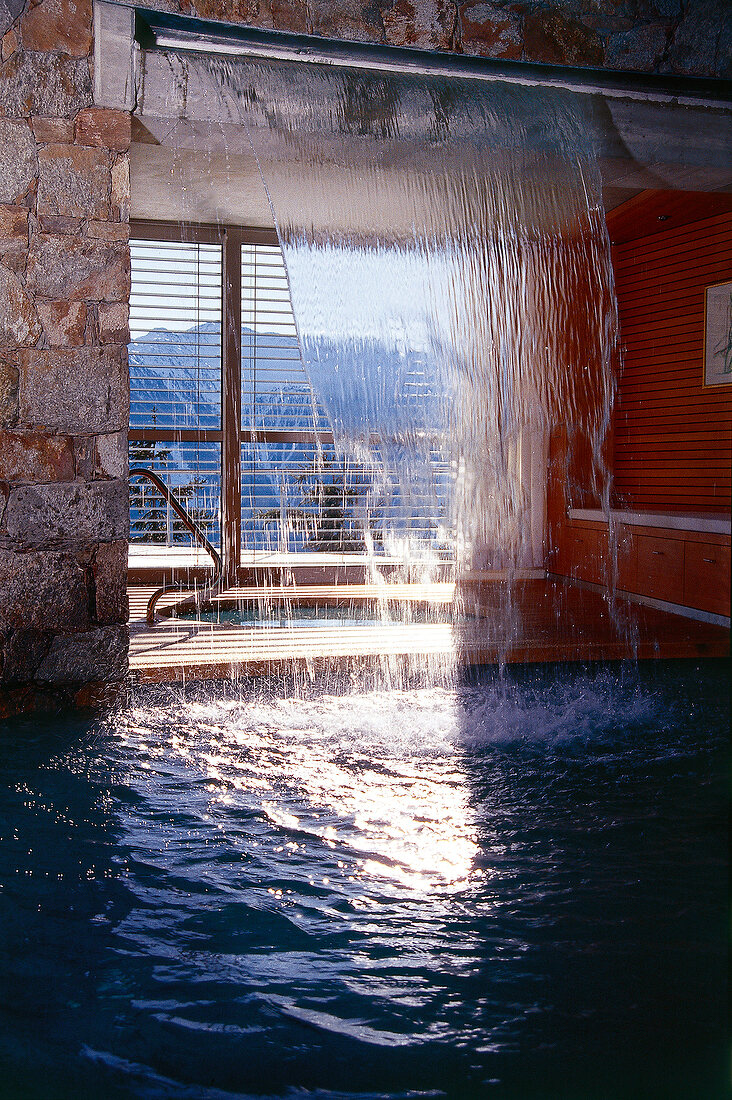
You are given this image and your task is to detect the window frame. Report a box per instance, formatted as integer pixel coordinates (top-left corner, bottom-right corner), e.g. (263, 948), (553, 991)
(130, 219), (291, 582)
(129, 220), (451, 577)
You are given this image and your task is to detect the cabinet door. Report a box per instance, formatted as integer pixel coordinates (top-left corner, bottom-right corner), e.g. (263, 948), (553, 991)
(615, 527), (637, 594)
(636, 534), (684, 604)
(684, 542), (731, 616)
(568, 527), (603, 585)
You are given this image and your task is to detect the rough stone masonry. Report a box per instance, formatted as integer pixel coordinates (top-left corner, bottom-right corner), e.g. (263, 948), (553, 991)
(0, 0), (130, 717)
(0, 0), (729, 717)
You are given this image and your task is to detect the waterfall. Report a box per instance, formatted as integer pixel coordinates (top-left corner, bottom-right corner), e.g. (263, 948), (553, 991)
(134, 46), (622, 675)
(208, 57), (619, 582)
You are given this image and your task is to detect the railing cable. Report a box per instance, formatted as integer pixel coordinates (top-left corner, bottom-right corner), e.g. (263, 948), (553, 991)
(129, 467), (224, 625)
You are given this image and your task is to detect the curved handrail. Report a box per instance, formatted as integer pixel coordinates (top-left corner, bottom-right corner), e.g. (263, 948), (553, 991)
(129, 467), (224, 625)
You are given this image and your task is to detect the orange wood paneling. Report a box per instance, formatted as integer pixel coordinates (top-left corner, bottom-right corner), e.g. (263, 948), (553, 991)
(609, 198), (732, 514)
(684, 542), (731, 616)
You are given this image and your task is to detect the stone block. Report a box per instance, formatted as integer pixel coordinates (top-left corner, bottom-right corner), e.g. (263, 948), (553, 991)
(0, 264), (42, 347)
(0, 355), (18, 427)
(0, 203), (28, 237)
(379, 0), (413, 45)
(72, 435), (94, 479)
(0, 430), (75, 481)
(18, 346), (129, 432)
(0, 119), (37, 203)
(73, 679), (128, 709)
(94, 430), (127, 479)
(0, 0), (24, 38)
(36, 299), (87, 346)
(640, 0), (681, 18)
(75, 107), (131, 152)
(191, 0), (273, 27)
(37, 143), (110, 219)
(2, 628), (52, 682)
(26, 233), (129, 300)
(97, 300), (128, 344)
(1, 27), (18, 62)
(667, 0), (731, 78)
(94, 539), (128, 624)
(0, 204), (28, 276)
(0, 52), (92, 118)
(21, 0), (92, 57)
(31, 116), (75, 143)
(36, 624), (128, 683)
(581, 12), (634, 35)
(524, 10), (603, 67)
(606, 23), (668, 71)
(381, 0), (455, 50)
(459, 1), (521, 58)
(4, 479), (129, 548)
(271, 0), (309, 34)
(37, 214), (84, 235)
(86, 220), (130, 242)
(310, 0), (383, 41)
(0, 548), (91, 631)
(74, 430), (127, 480)
(0, 684), (70, 720)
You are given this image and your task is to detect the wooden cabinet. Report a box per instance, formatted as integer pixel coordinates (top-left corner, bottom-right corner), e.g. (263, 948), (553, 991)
(551, 516), (729, 618)
(635, 534), (685, 604)
(684, 542), (731, 616)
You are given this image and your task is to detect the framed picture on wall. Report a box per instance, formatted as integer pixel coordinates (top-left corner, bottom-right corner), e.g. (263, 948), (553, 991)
(704, 280), (732, 386)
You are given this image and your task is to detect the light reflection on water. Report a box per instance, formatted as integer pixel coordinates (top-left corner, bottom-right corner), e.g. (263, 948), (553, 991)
(0, 661), (728, 1099)
(163, 689), (480, 898)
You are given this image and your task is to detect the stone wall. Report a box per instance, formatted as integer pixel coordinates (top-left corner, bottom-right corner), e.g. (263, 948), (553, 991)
(0, 0), (130, 717)
(0, 0), (729, 717)
(153, 0), (730, 76)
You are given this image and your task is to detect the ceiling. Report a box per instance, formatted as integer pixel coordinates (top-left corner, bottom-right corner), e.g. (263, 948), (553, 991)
(606, 188), (732, 244)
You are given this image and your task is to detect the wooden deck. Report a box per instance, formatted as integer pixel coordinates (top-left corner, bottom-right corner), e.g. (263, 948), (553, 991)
(127, 579), (729, 683)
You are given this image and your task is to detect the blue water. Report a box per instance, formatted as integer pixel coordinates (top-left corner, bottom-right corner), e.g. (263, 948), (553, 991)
(0, 661), (728, 1100)
(179, 604), (450, 627)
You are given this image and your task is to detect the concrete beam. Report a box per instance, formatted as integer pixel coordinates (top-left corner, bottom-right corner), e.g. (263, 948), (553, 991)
(94, 0), (137, 111)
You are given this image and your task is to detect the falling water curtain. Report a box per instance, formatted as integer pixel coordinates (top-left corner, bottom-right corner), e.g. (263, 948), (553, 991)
(134, 41), (618, 578)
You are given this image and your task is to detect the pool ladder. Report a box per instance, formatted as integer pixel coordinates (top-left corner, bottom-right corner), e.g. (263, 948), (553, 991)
(129, 467), (224, 625)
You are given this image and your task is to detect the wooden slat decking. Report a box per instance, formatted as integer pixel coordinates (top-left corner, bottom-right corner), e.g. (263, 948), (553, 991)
(128, 580), (729, 683)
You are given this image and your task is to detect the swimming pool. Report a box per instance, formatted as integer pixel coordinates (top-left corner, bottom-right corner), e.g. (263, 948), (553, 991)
(0, 660), (728, 1099)
(175, 601), (452, 627)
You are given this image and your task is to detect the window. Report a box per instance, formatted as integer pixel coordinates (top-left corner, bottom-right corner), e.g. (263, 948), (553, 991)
(129, 222), (453, 577)
(129, 228), (222, 553)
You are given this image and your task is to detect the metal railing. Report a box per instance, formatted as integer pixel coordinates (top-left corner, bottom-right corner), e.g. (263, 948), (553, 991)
(129, 467), (224, 624)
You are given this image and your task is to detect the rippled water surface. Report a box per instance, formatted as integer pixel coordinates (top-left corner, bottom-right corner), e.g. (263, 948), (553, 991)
(1, 661), (728, 1099)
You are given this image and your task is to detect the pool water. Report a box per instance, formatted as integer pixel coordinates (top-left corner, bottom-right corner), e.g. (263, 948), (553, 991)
(177, 603), (452, 627)
(0, 660), (728, 1100)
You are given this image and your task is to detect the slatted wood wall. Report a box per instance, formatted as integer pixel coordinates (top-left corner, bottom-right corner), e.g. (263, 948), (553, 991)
(611, 205), (732, 513)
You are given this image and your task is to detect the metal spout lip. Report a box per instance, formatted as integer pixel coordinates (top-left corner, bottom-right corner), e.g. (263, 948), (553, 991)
(134, 5), (732, 110)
